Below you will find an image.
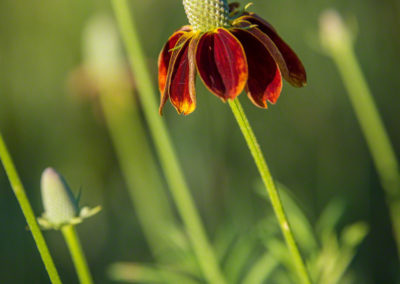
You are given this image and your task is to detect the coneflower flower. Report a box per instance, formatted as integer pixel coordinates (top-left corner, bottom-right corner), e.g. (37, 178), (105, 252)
(158, 0), (307, 115)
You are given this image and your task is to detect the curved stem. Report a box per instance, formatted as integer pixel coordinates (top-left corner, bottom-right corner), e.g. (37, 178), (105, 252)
(0, 133), (62, 284)
(61, 225), (93, 284)
(228, 99), (311, 284)
(110, 1), (226, 283)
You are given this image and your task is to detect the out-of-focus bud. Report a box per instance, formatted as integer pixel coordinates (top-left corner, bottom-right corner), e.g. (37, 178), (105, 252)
(319, 10), (351, 52)
(82, 14), (128, 90)
(68, 13), (132, 101)
(38, 167), (101, 230)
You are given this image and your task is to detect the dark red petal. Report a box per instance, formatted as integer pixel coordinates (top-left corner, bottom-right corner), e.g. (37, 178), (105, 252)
(169, 36), (198, 115)
(196, 28), (248, 101)
(240, 14), (307, 87)
(159, 33), (192, 114)
(232, 29), (282, 108)
(233, 20), (289, 80)
(158, 31), (186, 95)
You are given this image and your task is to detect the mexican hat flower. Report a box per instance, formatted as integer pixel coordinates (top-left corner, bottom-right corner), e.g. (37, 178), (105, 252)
(158, 0), (307, 115)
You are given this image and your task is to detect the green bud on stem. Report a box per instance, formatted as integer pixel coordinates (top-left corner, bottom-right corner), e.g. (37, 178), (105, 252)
(38, 167), (101, 230)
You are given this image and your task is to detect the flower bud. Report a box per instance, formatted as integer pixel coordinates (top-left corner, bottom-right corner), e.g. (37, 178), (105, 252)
(82, 14), (127, 89)
(319, 10), (351, 52)
(38, 168), (101, 230)
(40, 168), (78, 226)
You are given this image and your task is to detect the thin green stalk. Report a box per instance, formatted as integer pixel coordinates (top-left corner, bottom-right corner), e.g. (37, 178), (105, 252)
(0, 133), (62, 284)
(110, 1), (226, 283)
(61, 225), (93, 284)
(228, 99), (311, 284)
(321, 13), (400, 257)
(99, 88), (179, 262)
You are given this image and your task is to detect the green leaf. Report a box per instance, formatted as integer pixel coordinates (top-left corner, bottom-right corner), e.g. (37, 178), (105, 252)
(108, 262), (199, 284)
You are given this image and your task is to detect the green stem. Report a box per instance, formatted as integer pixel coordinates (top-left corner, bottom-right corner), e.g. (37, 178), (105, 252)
(328, 43), (400, 258)
(0, 133), (61, 284)
(228, 99), (311, 284)
(61, 225), (93, 284)
(99, 88), (179, 263)
(110, 1), (226, 283)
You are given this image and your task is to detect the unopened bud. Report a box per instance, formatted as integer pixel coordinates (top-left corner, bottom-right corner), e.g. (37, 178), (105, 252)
(82, 14), (126, 88)
(319, 10), (351, 52)
(41, 168), (78, 226)
(38, 168), (101, 230)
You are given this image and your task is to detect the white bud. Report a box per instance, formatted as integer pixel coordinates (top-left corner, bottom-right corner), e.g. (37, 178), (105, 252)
(82, 14), (125, 87)
(319, 10), (351, 52)
(40, 168), (78, 227)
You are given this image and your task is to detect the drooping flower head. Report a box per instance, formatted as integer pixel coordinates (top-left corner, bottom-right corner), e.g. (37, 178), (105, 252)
(158, 0), (307, 115)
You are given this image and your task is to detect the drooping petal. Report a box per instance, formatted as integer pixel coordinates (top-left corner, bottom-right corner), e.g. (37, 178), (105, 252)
(240, 13), (307, 87)
(196, 28), (248, 101)
(159, 32), (193, 114)
(158, 31), (186, 95)
(169, 34), (199, 115)
(233, 19), (289, 79)
(232, 28), (282, 108)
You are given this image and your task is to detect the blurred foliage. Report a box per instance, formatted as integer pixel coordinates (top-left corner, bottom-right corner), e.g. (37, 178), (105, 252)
(1, 0), (399, 283)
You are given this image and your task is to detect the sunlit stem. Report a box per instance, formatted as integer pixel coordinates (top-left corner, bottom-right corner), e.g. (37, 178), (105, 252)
(0, 133), (62, 284)
(61, 225), (93, 284)
(110, 0), (226, 283)
(320, 10), (400, 259)
(228, 99), (312, 284)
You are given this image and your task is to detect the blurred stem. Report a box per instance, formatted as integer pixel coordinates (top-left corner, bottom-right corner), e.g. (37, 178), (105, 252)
(111, 1), (226, 283)
(99, 87), (179, 262)
(61, 225), (93, 284)
(0, 133), (61, 284)
(327, 38), (400, 258)
(228, 99), (311, 284)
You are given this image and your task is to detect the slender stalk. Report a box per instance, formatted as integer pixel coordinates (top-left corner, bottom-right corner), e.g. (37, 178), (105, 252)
(99, 88), (179, 262)
(322, 16), (400, 258)
(0, 133), (62, 284)
(228, 99), (311, 284)
(334, 47), (400, 256)
(61, 225), (93, 284)
(110, 1), (226, 283)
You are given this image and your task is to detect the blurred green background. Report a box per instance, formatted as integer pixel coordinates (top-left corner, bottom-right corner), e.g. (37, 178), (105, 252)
(1, 0), (399, 283)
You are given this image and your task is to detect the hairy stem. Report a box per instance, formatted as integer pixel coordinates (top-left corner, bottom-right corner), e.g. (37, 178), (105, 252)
(228, 99), (311, 284)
